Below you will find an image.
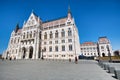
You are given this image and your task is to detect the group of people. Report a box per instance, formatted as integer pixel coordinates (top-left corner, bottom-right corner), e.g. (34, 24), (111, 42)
(69, 57), (78, 64)
(1, 57), (16, 61)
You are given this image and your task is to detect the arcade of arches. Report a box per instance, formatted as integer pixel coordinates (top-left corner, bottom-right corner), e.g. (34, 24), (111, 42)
(22, 46), (34, 59)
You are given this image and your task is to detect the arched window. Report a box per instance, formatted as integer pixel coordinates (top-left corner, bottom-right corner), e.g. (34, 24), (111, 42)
(49, 31), (53, 39)
(55, 30), (58, 38)
(61, 29), (65, 37)
(69, 45), (72, 51)
(68, 28), (72, 36)
(44, 32), (47, 39)
(55, 46), (58, 52)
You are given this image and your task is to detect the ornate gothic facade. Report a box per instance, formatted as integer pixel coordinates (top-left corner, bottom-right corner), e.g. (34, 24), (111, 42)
(2, 9), (80, 60)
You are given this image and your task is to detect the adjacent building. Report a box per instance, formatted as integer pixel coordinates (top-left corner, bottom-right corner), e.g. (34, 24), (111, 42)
(2, 8), (81, 60)
(80, 37), (113, 57)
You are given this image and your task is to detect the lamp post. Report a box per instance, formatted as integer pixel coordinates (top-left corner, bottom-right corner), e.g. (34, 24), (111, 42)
(97, 43), (100, 62)
(107, 45), (112, 62)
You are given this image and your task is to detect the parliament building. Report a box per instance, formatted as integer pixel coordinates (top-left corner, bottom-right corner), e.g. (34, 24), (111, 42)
(2, 8), (81, 60)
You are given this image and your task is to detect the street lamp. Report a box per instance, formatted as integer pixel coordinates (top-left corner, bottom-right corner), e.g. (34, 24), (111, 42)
(97, 43), (100, 62)
(107, 45), (112, 62)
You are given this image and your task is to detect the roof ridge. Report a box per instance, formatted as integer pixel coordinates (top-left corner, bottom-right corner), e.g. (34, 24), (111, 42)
(43, 16), (67, 23)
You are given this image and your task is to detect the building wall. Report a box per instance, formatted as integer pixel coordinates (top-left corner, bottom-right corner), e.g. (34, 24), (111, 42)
(81, 42), (98, 57)
(80, 37), (113, 57)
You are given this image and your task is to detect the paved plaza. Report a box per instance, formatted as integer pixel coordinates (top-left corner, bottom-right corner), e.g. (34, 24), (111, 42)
(0, 60), (117, 80)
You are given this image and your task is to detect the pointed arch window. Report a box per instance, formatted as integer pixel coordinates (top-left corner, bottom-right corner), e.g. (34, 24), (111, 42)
(61, 29), (65, 37)
(50, 31), (53, 39)
(27, 32), (29, 38)
(44, 32), (47, 39)
(23, 33), (25, 39)
(68, 28), (72, 36)
(55, 30), (58, 38)
(30, 31), (32, 38)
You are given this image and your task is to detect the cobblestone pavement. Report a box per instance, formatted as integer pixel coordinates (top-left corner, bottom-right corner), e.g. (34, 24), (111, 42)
(0, 60), (117, 80)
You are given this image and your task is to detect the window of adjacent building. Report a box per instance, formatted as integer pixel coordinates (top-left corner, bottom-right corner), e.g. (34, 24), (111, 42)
(62, 40), (65, 43)
(55, 55), (58, 57)
(18, 39), (19, 43)
(49, 31), (53, 39)
(62, 45), (65, 51)
(44, 32), (47, 39)
(55, 46), (58, 52)
(101, 46), (104, 49)
(67, 22), (71, 25)
(68, 39), (72, 42)
(49, 46), (52, 52)
(49, 55), (52, 57)
(69, 45), (73, 51)
(60, 24), (65, 27)
(93, 47), (96, 50)
(49, 41), (52, 44)
(68, 28), (72, 36)
(91, 53), (92, 55)
(55, 40), (58, 44)
(61, 29), (65, 37)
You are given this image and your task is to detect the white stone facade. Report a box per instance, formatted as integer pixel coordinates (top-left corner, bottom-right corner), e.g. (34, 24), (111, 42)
(81, 42), (98, 57)
(2, 10), (80, 60)
(80, 37), (113, 57)
(98, 37), (113, 57)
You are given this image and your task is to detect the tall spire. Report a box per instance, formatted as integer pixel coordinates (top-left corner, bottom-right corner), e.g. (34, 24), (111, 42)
(68, 0), (71, 13)
(67, 0), (72, 19)
(14, 23), (19, 33)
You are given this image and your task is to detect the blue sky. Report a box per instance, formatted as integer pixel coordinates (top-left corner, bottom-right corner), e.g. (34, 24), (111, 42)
(0, 0), (120, 54)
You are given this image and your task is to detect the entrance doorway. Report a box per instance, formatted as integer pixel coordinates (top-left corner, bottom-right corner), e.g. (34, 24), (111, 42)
(22, 47), (26, 59)
(102, 53), (105, 57)
(29, 46), (33, 59)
